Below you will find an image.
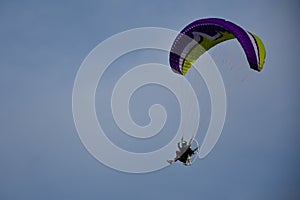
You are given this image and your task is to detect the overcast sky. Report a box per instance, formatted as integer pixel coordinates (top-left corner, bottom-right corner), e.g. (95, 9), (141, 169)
(0, 0), (299, 199)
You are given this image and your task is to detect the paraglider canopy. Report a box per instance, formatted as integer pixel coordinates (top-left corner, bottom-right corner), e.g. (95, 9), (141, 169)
(169, 18), (266, 75)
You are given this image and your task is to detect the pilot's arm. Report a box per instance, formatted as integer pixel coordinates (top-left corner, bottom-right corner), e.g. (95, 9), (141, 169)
(177, 142), (181, 150)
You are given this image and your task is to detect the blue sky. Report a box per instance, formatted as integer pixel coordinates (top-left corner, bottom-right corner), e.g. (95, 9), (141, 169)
(0, 0), (299, 199)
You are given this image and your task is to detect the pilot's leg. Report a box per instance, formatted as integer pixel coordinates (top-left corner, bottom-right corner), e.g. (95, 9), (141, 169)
(186, 155), (191, 165)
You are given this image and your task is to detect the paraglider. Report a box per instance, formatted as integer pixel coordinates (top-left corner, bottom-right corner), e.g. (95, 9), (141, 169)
(167, 136), (199, 166)
(169, 18), (266, 75)
(167, 18), (266, 166)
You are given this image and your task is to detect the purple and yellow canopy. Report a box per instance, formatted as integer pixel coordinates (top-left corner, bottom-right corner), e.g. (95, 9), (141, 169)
(169, 18), (266, 75)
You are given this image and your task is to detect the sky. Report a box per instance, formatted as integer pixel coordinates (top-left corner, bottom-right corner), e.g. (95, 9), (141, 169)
(0, 0), (299, 199)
